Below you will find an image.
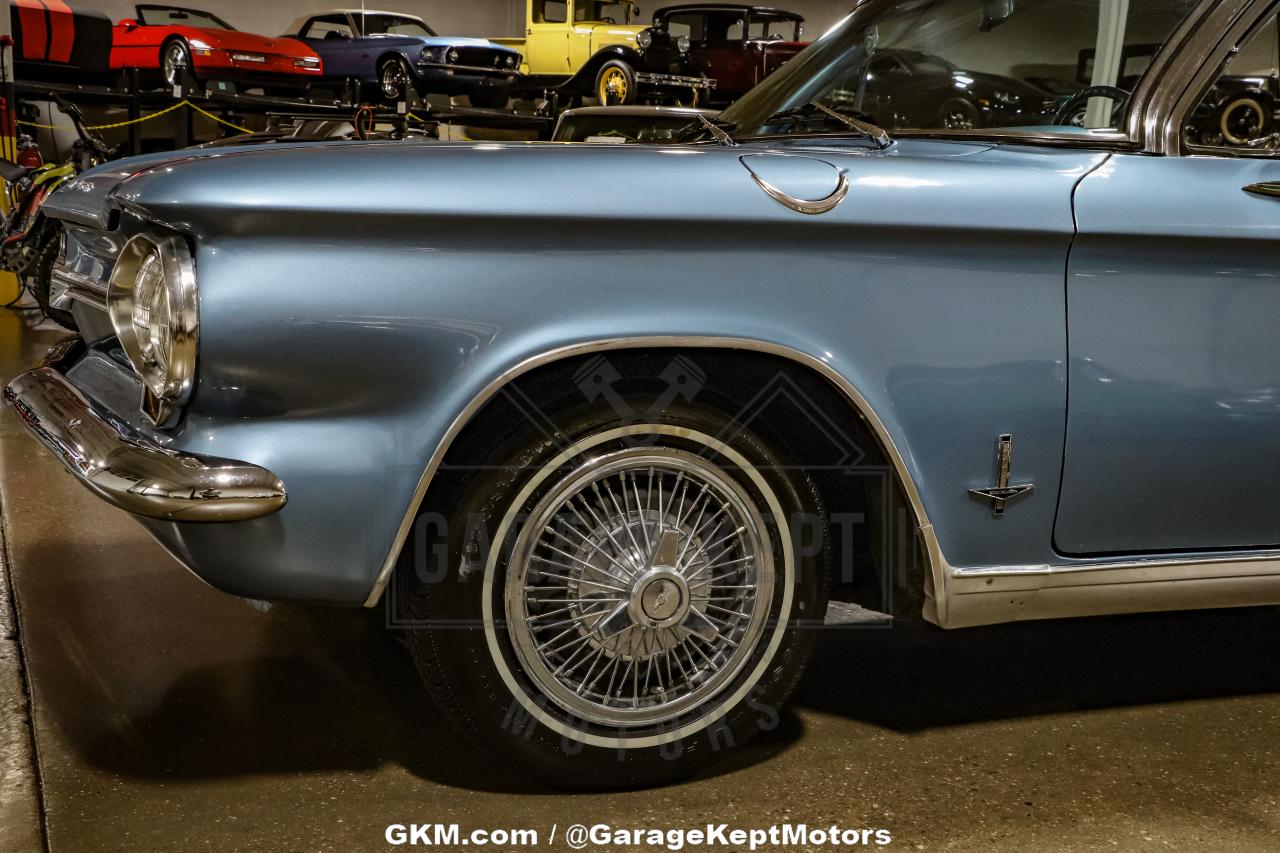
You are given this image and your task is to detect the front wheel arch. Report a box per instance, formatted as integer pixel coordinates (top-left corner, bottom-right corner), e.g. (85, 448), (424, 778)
(565, 45), (644, 93)
(374, 343), (935, 621)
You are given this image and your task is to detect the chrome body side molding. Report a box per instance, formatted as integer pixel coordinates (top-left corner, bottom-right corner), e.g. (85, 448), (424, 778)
(941, 553), (1280, 628)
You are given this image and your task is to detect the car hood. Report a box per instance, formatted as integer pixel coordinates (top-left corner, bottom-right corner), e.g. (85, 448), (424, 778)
(354, 34), (519, 53)
(419, 36), (517, 51)
(43, 145), (329, 228)
(584, 23), (643, 45)
(178, 28), (315, 56)
(47, 136), (1068, 237)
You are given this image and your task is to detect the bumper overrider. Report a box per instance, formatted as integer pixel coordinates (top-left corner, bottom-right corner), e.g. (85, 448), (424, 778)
(4, 342), (286, 523)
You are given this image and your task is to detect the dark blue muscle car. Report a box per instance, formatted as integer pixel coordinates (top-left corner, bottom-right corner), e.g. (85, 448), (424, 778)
(288, 9), (521, 107)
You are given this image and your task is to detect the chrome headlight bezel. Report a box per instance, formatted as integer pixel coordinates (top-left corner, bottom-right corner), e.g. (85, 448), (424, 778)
(107, 233), (199, 427)
(676, 35), (691, 54)
(636, 28), (654, 50)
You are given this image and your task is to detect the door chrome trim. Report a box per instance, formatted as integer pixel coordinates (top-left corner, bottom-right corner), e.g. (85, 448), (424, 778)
(363, 336), (946, 612)
(1150, 0), (1265, 156)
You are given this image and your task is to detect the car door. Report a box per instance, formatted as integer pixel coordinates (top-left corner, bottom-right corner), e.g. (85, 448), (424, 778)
(1056, 5), (1280, 555)
(526, 0), (572, 75)
(299, 14), (363, 78)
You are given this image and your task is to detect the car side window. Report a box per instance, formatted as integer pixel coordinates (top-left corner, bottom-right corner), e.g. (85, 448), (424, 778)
(1185, 12), (1280, 153)
(535, 1), (568, 24)
(304, 17), (354, 40)
(664, 13), (705, 44)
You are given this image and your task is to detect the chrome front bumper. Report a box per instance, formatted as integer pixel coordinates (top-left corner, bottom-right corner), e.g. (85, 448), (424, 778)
(4, 351), (286, 522)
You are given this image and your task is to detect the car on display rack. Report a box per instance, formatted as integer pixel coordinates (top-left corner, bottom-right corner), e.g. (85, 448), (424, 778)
(495, 0), (715, 106)
(825, 48), (1058, 130)
(9, 0), (114, 84)
(651, 4), (807, 104)
(109, 4), (324, 95)
(289, 10), (521, 108)
(12, 0), (1280, 791)
(551, 104), (719, 141)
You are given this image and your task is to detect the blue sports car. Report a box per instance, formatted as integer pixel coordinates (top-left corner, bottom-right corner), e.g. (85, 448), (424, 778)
(9, 0), (1280, 789)
(288, 9), (521, 107)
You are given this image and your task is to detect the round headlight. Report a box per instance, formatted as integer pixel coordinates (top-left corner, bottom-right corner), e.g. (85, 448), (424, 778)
(506, 54), (517, 68)
(676, 35), (691, 54)
(107, 233), (198, 426)
(447, 49), (460, 63)
(636, 28), (653, 49)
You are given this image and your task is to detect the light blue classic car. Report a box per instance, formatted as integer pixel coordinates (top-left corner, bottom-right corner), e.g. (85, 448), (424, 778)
(8, 0), (1280, 789)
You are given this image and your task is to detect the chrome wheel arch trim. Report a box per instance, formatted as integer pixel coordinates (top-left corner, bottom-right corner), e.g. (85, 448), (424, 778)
(363, 335), (948, 621)
(481, 424), (793, 749)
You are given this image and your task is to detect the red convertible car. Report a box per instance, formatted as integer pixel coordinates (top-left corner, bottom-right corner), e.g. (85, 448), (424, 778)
(110, 4), (322, 94)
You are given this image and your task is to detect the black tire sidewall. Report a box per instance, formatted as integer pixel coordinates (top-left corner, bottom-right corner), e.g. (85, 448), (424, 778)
(400, 400), (827, 789)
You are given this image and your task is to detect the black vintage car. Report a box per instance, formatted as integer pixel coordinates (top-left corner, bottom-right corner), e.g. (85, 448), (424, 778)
(1192, 75), (1279, 145)
(652, 4), (807, 104)
(826, 48), (1056, 130)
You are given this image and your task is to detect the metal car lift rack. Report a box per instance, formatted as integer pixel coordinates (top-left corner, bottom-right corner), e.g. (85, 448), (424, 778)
(13, 68), (553, 154)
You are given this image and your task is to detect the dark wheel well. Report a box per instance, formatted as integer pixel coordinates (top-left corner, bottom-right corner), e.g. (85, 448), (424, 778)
(405, 348), (929, 621)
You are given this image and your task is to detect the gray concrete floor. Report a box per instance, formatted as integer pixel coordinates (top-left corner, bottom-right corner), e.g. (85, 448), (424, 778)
(3, 311), (1280, 852)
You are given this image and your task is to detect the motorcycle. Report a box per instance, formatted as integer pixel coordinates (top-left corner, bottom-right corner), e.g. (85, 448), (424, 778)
(1, 94), (118, 329)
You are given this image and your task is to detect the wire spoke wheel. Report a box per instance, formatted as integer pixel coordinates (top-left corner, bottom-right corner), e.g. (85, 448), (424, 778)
(505, 446), (774, 729)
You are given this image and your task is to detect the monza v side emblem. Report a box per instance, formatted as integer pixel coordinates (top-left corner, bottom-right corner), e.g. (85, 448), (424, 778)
(969, 434), (1034, 518)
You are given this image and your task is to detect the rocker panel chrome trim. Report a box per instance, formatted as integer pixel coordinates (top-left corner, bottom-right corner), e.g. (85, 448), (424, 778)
(943, 555), (1280, 628)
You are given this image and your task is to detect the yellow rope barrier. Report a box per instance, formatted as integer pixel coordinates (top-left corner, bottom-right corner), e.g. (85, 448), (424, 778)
(184, 101), (252, 134)
(16, 99), (251, 134)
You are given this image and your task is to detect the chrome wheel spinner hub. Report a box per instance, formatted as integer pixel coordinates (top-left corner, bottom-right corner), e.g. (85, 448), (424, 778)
(506, 446), (776, 729)
(632, 566), (688, 628)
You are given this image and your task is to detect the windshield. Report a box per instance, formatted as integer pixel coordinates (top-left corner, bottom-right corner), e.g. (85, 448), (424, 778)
(748, 15), (803, 41)
(358, 13), (436, 37)
(137, 5), (233, 29)
(576, 2), (635, 24)
(720, 0), (1200, 139)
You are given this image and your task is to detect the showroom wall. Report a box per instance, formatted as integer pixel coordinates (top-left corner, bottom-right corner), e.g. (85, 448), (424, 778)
(75, 1), (854, 40)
